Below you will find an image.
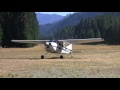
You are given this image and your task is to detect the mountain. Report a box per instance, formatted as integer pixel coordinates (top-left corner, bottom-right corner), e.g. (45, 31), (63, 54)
(36, 13), (65, 25)
(40, 12), (107, 38)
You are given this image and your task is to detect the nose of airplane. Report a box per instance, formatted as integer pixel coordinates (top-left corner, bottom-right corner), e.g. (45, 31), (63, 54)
(46, 42), (51, 45)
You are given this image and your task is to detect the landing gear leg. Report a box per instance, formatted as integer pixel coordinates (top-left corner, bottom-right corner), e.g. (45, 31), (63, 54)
(70, 52), (73, 58)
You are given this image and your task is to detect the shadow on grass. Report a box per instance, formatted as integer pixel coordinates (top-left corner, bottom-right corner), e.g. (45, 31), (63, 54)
(0, 58), (40, 60)
(0, 57), (81, 60)
(46, 57), (61, 59)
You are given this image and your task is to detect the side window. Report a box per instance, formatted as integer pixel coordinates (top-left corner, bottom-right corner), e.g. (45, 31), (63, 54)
(59, 43), (63, 47)
(62, 44), (63, 47)
(57, 42), (63, 47)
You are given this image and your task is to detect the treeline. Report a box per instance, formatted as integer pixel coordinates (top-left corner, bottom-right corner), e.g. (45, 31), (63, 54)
(40, 12), (106, 38)
(45, 12), (120, 45)
(0, 12), (39, 47)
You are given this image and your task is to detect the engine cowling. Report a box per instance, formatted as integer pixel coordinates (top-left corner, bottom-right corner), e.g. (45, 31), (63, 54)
(45, 42), (51, 48)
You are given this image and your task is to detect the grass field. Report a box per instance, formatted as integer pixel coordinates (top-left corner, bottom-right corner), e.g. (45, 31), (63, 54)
(0, 45), (120, 78)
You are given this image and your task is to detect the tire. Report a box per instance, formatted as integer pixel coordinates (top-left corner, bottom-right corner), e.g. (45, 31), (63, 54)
(60, 55), (63, 59)
(41, 55), (44, 59)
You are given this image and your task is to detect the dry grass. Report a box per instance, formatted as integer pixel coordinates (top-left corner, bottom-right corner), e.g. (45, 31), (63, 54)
(0, 45), (120, 78)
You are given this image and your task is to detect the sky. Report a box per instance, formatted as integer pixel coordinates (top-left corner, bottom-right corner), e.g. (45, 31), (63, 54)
(36, 12), (75, 16)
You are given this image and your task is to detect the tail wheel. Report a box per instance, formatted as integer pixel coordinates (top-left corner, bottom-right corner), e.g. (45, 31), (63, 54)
(41, 55), (44, 59)
(60, 55), (63, 59)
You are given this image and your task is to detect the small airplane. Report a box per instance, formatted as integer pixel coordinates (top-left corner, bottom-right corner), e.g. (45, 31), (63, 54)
(11, 38), (104, 59)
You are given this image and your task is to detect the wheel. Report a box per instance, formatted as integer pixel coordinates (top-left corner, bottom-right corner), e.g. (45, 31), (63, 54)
(41, 55), (44, 59)
(60, 55), (63, 59)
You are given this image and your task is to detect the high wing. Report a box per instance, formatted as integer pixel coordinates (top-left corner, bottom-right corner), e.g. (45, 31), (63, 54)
(64, 38), (104, 44)
(11, 40), (65, 44)
(11, 40), (50, 44)
(11, 38), (104, 44)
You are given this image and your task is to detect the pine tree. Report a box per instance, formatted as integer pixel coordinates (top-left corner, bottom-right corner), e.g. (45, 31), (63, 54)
(0, 12), (39, 47)
(0, 24), (3, 45)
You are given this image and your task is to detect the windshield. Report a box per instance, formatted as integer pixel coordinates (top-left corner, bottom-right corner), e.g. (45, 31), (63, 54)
(49, 40), (59, 43)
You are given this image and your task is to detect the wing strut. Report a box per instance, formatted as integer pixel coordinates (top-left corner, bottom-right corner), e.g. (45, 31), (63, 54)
(38, 44), (46, 49)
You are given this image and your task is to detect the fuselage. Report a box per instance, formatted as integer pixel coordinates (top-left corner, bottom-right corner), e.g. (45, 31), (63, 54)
(44, 41), (72, 54)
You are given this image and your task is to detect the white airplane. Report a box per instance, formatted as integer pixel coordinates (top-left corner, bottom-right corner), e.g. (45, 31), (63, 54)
(11, 38), (104, 59)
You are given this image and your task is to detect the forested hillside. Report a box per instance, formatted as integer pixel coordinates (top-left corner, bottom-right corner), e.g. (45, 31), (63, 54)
(40, 12), (107, 38)
(36, 13), (65, 25)
(0, 12), (39, 47)
(44, 12), (120, 45)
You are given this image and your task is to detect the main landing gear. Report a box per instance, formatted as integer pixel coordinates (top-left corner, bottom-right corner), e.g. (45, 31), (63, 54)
(41, 52), (49, 59)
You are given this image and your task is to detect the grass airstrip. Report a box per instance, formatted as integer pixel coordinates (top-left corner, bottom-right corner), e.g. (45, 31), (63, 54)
(0, 44), (120, 78)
